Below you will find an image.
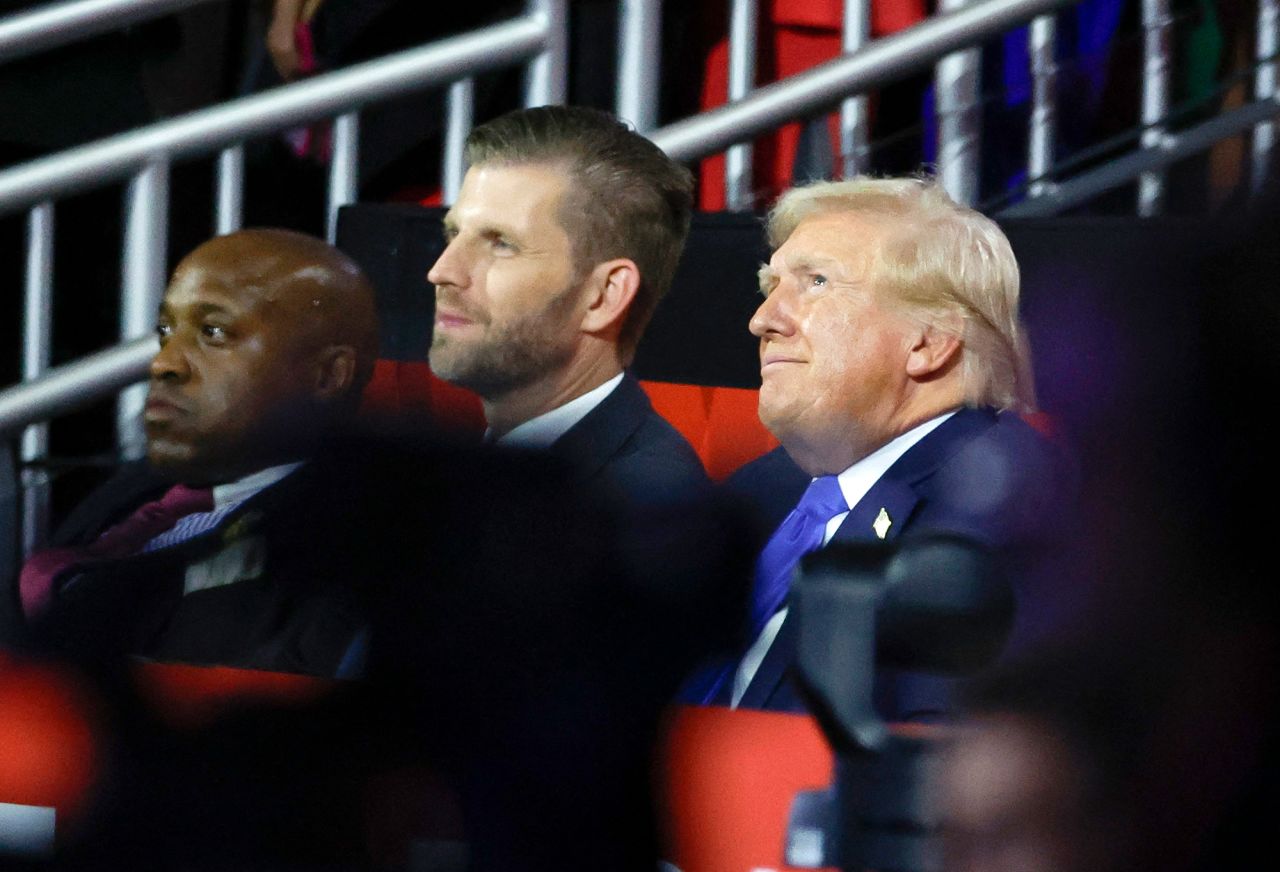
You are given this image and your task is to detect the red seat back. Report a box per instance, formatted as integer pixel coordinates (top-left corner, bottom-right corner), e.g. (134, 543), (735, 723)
(657, 704), (835, 872)
(359, 366), (778, 480)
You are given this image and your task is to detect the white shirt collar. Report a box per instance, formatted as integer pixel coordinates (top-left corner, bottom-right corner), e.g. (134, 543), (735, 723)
(212, 461), (305, 509)
(822, 410), (957, 545)
(493, 373), (625, 449)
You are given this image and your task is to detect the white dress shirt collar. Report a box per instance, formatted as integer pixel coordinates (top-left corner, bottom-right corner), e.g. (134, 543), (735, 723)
(212, 461), (305, 510)
(493, 373), (625, 449)
(824, 410), (957, 543)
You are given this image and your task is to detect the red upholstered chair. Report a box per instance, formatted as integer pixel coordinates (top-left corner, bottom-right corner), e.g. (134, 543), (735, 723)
(359, 360), (485, 437)
(358, 366), (779, 481)
(0, 654), (104, 851)
(658, 704), (836, 872)
(639, 381), (779, 481)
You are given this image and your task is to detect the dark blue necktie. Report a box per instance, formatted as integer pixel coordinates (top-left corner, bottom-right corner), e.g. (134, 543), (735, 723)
(746, 474), (848, 639)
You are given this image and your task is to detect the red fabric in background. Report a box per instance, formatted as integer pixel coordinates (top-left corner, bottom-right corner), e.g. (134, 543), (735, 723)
(698, 0), (927, 210)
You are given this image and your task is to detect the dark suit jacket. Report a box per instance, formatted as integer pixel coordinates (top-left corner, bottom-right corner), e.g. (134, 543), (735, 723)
(36, 458), (367, 676)
(550, 374), (709, 505)
(725, 406), (1074, 715)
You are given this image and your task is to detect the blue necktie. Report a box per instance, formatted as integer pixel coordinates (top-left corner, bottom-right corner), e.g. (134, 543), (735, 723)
(691, 475), (846, 705)
(746, 474), (848, 640)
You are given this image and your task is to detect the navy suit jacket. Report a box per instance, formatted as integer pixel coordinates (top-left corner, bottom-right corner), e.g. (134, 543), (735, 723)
(725, 406), (1073, 715)
(35, 459), (366, 676)
(550, 374), (709, 505)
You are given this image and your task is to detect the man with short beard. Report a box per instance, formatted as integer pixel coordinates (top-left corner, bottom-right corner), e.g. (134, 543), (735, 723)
(427, 105), (707, 503)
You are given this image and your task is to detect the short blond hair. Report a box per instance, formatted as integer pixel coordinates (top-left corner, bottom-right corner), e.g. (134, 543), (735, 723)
(768, 176), (1036, 412)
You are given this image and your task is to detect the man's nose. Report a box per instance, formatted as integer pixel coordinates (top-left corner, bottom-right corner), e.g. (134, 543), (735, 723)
(427, 239), (468, 289)
(149, 335), (191, 382)
(749, 282), (796, 339)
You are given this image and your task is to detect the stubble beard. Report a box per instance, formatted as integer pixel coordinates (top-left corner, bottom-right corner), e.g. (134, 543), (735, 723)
(429, 283), (581, 400)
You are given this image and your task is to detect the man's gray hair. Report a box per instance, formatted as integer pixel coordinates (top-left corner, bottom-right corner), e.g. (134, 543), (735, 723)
(767, 176), (1036, 412)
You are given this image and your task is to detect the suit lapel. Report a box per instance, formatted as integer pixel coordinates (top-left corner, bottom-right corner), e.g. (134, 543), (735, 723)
(739, 408), (999, 709)
(549, 374), (645, 483)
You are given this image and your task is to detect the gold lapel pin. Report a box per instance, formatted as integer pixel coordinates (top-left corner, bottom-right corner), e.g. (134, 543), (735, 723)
(872, 507), (892, 540)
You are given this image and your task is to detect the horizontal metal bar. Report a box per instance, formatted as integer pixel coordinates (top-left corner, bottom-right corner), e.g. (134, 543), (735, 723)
(0, 338), (156, 436)
(0, 0), (215, 64)
(999, 96), (1280, 217)
(0, 13), (547, 215)
(652, 0), (1075, 164)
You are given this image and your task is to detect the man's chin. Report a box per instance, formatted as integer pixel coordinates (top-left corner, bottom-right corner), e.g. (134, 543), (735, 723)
(146, 440), (202, 479)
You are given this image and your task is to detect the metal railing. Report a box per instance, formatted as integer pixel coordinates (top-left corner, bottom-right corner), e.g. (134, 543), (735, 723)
(4, 0), (1279, 556)
(0, 0), (1075, 438)
(0, 0), (569, 553)
(0, 0), (216, 63)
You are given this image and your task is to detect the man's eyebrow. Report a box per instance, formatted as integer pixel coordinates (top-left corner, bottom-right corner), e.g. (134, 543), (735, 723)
(757, 263), (779, 294)
(440, 213), (521, 242)
(783, 253), (841, 274)
(158, 299), (240, 319)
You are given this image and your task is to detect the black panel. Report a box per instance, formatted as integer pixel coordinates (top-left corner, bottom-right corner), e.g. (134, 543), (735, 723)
(335, 203), (444, 362)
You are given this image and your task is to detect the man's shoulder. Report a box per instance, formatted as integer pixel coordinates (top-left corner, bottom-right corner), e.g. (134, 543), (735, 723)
(564, 375), (710, 501)
(913, 407), (1076, 545)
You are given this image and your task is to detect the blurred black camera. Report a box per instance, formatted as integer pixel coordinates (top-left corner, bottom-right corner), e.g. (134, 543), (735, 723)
(784, 535), (1015, 872)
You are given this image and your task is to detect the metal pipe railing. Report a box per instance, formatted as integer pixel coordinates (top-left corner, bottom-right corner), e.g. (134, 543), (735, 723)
(653, 0), (1077, 164)
(725, 0), (759, 210)
(840, 0), (872, 178)
(0, 13), (550, 215)
(1138, 0), (1172, 215)
(1027, 14), (1058, 197)
(935, 0), (983, 205)
(1254, 0), (1279, 192)
(215, 144), (245, 235)
(999, 96), (1280, 217)
(21, 203), (55, 556)
(0, 0), (216, 64)
(0, 338), (157, 438)
(524, 0), (568, 106)
(443, 78), (476, 204)
(616, 0), (662, 133)
(327, 112), (361, 243)
(118, 159), (170, 457)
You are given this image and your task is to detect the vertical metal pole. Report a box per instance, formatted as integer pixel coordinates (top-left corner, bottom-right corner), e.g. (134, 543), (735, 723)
(1253, 0), (1279, 193)
(616, 0), (662, 133)
(1027, 14), (1058, 198)
(327, 111), (360, 244)
(840, 0), (872, 178)
(726, 0), (758, 210)
(935, 0), (982, 205)
(443, 78), (475, 205)
(524, 0), (568, 106)
(21, 202), (54, 554)
(119, 160), (170, 459)
(1138, 0), (1171, 216)
(215, 144), (245, 235)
